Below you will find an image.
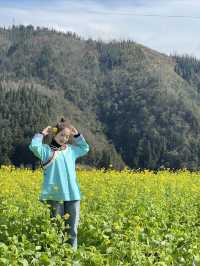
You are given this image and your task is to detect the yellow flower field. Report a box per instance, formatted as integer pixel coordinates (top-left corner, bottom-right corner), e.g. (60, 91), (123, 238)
(0, 166), (200, 265)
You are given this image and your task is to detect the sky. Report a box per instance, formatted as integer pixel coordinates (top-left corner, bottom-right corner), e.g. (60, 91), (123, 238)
(0, 0), (200, 57)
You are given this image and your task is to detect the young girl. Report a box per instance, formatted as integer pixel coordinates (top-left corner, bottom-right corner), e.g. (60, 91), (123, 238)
(28, 118), (90, 250)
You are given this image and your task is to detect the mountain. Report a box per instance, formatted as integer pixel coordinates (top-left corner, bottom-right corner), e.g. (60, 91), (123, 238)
(1, 25), (200, 170)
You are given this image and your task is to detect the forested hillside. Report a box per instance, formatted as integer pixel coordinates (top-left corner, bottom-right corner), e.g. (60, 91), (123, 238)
(1, 25), (200, 170)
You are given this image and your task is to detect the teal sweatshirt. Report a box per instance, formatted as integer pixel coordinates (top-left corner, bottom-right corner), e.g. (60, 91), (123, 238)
(28, 133), (90, 201)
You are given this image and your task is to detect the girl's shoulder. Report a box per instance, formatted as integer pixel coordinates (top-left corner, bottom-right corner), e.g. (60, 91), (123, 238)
(43, 143), (52, 149)
(43, 144), (55, 155)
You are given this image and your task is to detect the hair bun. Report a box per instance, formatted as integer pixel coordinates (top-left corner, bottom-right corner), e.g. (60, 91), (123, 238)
(55, 117), (72, 132)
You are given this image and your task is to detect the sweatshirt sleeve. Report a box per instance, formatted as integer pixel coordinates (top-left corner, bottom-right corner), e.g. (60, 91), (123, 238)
(71, 134), (90, 160)
(28, 133), (52, 162)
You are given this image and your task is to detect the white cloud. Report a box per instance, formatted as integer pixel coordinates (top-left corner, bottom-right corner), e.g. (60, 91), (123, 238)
(0, 0), (200, 57)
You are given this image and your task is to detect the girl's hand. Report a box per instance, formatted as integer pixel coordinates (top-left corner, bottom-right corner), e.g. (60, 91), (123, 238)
(70, 126), (79, 136)
(41, 126), (52, 136)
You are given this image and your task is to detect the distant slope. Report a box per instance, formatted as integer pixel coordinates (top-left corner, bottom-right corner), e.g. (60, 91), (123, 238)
(1, 25), (200, 169)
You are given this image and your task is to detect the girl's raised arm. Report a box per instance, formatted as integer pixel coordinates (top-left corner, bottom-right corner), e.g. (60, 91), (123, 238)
(29, 126), (52, 162)
(70, 126), (90, 160)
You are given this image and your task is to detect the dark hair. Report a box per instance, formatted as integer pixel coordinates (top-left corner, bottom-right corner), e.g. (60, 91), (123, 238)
(55, 117), (73, 133)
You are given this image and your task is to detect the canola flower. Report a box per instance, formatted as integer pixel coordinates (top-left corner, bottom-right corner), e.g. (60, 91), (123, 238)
(51, 127), (58, 134)
(0, 165), (200, 265)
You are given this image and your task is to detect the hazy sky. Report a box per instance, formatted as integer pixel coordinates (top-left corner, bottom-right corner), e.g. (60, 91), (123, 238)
(0, 0), (200, 57)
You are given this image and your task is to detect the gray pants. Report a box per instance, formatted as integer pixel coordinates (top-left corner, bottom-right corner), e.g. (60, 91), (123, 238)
(44, 200), (80, 250)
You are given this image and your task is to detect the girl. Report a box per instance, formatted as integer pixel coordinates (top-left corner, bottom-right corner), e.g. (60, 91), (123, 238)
(29, 118), (90, 250)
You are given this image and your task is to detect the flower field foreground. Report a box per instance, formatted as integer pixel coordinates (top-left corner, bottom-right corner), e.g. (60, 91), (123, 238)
(0, 166), (200, 265)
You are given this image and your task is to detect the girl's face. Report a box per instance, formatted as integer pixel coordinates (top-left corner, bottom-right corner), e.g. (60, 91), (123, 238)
(54, 127), (71, 145)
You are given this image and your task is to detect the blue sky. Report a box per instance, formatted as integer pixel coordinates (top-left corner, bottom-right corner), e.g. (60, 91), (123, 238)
(0, 0), (200, 57)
